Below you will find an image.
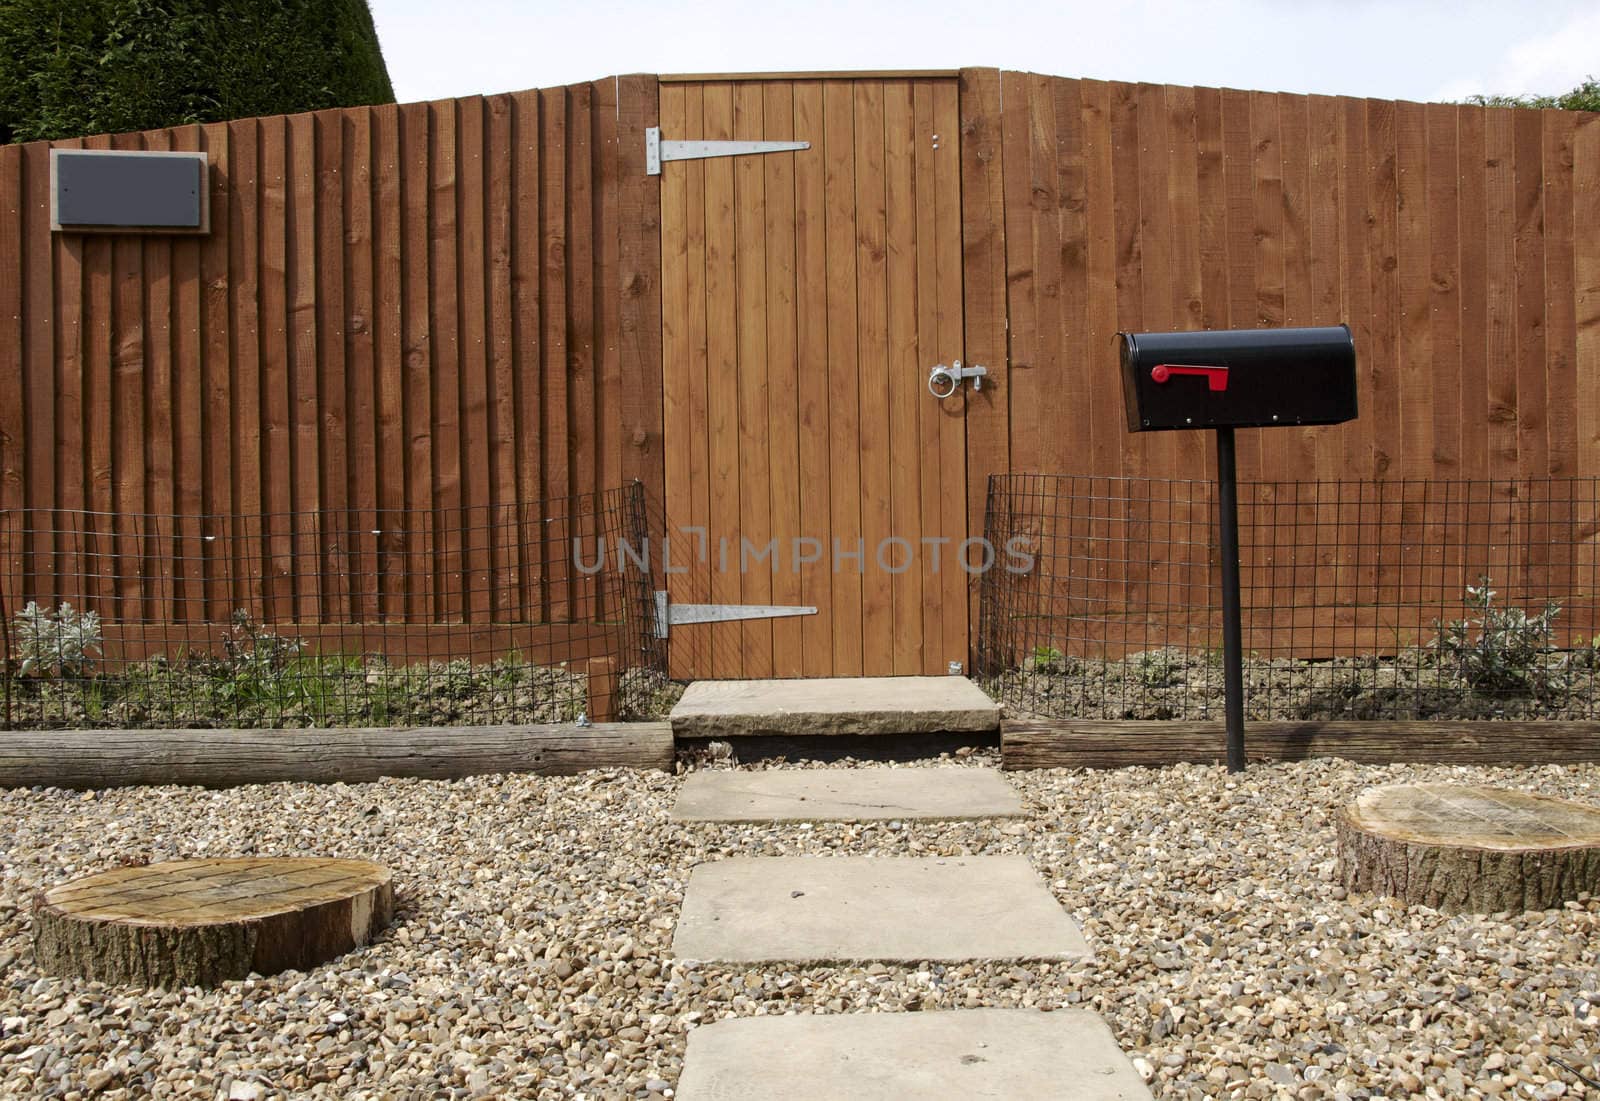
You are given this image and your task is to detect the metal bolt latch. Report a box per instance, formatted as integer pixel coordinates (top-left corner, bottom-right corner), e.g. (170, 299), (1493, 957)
(928, 360), (987, 399)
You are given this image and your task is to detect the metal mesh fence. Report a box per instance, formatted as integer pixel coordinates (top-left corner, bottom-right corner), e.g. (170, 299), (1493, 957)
(0, 483), (667, 729)
(978, 473), (1600, 722)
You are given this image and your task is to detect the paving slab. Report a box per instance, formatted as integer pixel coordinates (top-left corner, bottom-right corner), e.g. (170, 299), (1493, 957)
(672, 855), (1090, 963)
(669, 676), (1000, 737)
(672, 767), (1026, 822)
(675, 1008), (1153, 1100)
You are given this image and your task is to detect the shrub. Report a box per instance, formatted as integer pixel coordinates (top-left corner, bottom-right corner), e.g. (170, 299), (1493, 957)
(1433, 577), (1563, 695)
(0, 0), (395, 144)
(11, 601), (103, 677)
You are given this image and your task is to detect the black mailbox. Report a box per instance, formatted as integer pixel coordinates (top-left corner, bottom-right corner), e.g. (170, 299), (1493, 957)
(1119, 324), (1356, 432)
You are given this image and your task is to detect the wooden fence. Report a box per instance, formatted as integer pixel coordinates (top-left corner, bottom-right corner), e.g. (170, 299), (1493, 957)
(970, 72), (1600, 486)
(0, 76), (664, 625)
(0, 67), (1595, 667)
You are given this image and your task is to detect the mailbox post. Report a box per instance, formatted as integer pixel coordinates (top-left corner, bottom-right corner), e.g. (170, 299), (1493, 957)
(1119, 325), (1358, 772)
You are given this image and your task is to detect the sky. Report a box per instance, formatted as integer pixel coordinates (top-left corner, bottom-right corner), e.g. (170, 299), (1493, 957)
(367, 0), (1598, 107)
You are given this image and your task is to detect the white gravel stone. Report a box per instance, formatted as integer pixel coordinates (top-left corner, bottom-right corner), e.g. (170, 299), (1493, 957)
(4, 751), (1600, 1098)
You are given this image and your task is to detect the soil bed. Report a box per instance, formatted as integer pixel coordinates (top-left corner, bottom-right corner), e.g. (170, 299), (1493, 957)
(990, 646), (1600, 722)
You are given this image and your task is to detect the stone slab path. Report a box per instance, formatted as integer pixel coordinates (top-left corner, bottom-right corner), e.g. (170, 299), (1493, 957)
(669, 676), (1000, 737)
(675, 1008), (1152, 1100)
(671, 767), (1026, 822)
(672, 855), (1092, 964)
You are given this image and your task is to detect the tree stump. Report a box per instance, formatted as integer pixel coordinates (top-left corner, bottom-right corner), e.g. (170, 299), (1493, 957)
(1337, 784), (1600, 913)
(34, 857), (394, 987)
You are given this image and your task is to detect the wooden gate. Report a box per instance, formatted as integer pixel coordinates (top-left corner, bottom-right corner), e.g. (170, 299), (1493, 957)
(658, 75), (969, 680)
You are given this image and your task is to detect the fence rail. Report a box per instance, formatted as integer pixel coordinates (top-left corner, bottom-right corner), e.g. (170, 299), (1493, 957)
(979, 472), (1600, 722)
(0, 483), (666, 730)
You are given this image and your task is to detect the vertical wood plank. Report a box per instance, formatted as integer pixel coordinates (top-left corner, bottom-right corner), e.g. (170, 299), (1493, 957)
(999, 73), (1037, 475)
(682, 84), (713, 670)
(484, 93), (517, 620)
(1484, 107), (1519, 481)
(564, 86), (596, 623)
(1394, 100), (1433, 482)
(19, 145), (53, 607)
(823, 79), (863, 677)
(314, 111), (350, 622)
(734, 81), (775, 677)
(658, 82), (692, 678)
(618, 74), (665, 527)
(515, 90), (547, 620)
(286, 114), (322, 620)
(428, 99), (463, 621)
(882, 80), (922, 675)
(911, 80), (944, 672)
(854, 81), (892, 677)
(223, 120), (260, 610)
(456, 95), (491, 623)
(0, 146), (20, 598)
(1220, 89), (1259, 476)
(703, 83), (744, 676)
(1250, 91), (1286, 486)
(1542, 110), (1579, 603)
(764, 82), (805, 678)
(51, 140), (86, 524)
(956, 68), (1003, 669)
(168, 125), (206, 621)
(1544, 110), (1578, 479)
(108, 133), (146, 619)
(1055, 78), (1091, 482)
(793, 81), (832, 675)
(592, 78), (622, 507)
(1457, 105), (1490, 481)
(343, 108), (379, 621)
(1513, 108), (1548, 596)
(1082, 80), (1121, 480)
(140, 129), (177, 619)
(48, 139), (84, 612)
(539, 88), (570, 625)
(371, 103), (407, 619)
(398, 102), (434, 621)
(1366, 99), (1400, 482)
(1575, 118), (1600, 478)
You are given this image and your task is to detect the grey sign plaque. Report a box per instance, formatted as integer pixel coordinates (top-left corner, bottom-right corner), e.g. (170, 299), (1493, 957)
(51, 149), (208, 232)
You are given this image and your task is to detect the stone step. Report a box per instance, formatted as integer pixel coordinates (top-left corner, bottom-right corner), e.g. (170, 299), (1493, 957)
(671, 767), (1025, 823)
(672, 855), (1091, 964)
(669, 676), (1001, 738)
(675, 1008), (1153, 1100)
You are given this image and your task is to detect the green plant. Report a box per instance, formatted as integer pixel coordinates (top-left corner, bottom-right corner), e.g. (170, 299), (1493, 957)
(11, 601), (103, 677)
(1029, 644), (1069, 674)
(0, 0), (395, 144)
(1433, 577), (1563, 695)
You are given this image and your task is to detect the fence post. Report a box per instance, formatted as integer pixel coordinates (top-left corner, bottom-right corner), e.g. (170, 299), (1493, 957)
(586, 656), (617, 723)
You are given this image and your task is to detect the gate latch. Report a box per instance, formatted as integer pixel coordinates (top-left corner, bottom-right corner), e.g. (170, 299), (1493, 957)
(928, 360), (987, 399)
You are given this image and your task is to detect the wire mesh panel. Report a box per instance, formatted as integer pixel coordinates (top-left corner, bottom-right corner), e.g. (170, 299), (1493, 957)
(0, 483), (665, 729)
(979, 474), (1600, 722)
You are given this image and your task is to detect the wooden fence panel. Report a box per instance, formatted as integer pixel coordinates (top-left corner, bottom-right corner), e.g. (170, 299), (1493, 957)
(990, 74), (1599, 487)
(0, 78), (656, 629)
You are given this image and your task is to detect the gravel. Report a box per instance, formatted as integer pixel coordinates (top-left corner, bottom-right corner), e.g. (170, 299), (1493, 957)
(4, 752), (1600, 1099)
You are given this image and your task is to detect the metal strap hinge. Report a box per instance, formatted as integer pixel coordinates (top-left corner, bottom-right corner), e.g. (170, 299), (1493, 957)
(653, 591), (817, 638)
(645, 127), (810, 176)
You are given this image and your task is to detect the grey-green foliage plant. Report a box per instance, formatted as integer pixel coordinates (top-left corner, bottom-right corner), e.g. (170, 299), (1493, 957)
(12, 600), (102, 677)
(1433, 577), (1563, 695)
(0, 0), (395, 144)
